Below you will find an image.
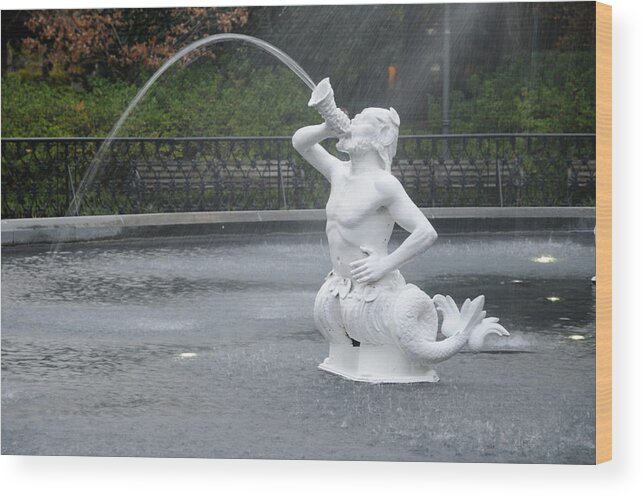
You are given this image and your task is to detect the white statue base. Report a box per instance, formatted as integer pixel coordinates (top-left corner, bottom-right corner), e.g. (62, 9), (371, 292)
(319, 343), (439, 383)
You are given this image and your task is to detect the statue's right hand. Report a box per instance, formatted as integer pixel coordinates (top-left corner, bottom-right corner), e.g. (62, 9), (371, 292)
(308, 78), (350, 138)
(325, 108), (351, 138)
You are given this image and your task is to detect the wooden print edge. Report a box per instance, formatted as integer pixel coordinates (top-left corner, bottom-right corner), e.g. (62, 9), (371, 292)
(595, 1), (612, 464)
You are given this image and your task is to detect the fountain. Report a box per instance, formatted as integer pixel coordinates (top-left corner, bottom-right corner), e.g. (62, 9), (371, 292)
(64, 35), (510, 383)
(295, 78), (508, 382)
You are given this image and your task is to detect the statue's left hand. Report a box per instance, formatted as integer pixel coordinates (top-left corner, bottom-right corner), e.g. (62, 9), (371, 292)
(350, 246), (390, 284)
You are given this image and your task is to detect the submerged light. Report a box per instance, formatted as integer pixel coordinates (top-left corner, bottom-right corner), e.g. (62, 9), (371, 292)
(178, 352), (197, 359)
(532, 255), (557, 264)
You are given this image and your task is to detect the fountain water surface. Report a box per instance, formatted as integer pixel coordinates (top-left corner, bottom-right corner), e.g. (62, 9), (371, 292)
(1, 232), (596, 462)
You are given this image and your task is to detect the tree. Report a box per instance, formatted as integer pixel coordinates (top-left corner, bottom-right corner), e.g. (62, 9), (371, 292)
(20, 7), (249, 83)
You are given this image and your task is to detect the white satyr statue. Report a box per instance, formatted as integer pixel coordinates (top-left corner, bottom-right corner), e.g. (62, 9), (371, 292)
(293, 78), (508, 383)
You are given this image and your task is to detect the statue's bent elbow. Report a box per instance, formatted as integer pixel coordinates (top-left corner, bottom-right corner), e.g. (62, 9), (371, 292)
(420, 224), (438, 249)
(291, 129), (304, 153)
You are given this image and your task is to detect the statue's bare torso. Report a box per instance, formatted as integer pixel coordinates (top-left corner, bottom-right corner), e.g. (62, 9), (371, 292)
(325, 167), (394, 278)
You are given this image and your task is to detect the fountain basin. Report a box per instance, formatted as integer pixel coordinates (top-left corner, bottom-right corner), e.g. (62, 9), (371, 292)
(1, 227), (596, 463)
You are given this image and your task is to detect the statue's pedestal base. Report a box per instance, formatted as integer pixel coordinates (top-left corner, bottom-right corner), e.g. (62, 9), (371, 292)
(318, 343), (439, 383)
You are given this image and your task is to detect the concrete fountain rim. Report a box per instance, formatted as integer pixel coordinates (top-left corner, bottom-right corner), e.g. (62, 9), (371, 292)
(1, 206), (595, 246)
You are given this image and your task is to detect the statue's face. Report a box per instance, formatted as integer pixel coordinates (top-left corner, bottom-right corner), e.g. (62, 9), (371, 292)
(337, 110), (382, 155)
(350, 111), (380, 142)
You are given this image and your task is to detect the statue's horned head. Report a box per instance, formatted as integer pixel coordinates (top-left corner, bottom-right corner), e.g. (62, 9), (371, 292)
(341, 107), (400, 172)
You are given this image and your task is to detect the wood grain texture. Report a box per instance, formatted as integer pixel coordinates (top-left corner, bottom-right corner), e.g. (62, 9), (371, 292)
(595, 1), (612, 464)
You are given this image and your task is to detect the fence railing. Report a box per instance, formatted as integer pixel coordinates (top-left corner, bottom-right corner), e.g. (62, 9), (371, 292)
(1, 134), (595, 218)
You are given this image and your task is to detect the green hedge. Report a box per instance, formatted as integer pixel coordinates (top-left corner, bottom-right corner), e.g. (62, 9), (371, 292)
(2, 61), (317, 138)
(2, 51), (595, 138)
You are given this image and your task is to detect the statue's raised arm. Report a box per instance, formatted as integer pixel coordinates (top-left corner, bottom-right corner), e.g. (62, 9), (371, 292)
(291, 123), (344, 181)
(292, 78), (350, 181)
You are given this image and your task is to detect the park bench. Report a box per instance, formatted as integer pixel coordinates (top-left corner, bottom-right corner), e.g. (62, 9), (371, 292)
(131, 159), (301, 191)
(130, 158), (595, 193)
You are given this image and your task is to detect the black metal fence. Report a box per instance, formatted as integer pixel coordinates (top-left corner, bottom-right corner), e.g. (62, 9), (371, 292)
(1, 134), (595, 218)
